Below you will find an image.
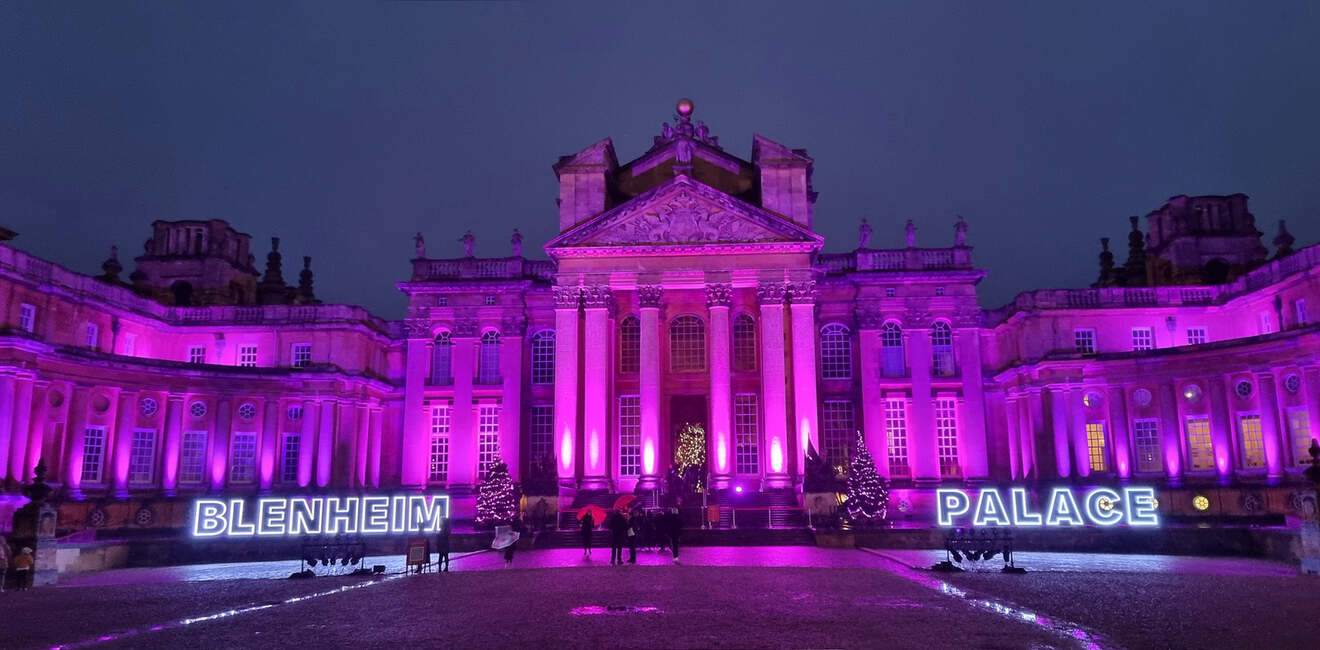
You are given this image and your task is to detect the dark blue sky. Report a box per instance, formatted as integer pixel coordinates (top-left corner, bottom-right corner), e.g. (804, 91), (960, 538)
(4, 1), (1318, 318)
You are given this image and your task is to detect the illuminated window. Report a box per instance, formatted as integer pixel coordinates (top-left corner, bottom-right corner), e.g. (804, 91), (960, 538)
(881, 322), (905, 377)
(1074, 328), (1096, 354)
(1289, 408), (1312, 467)
(734, 394), (759, 475)
(733, 314), (757, 372)
(19, 303), (36, 333)
(1132, 419), (1162, 474)
(618, 396), (641, 477)
(477, 405), (500, 478)
(188, 346), (206, 364)
(1186, 327), (1207, 345)
(84, 322), (99, 349)
(229, 432), (257, 484)
(822, 400), (855, 463)
(932, 321), (955, 376)
(127, 429), (157, 485)
(529, 405), (554, 464)
(280, 433), (300, 483)
(936, 398), (959, 477)
(619, 317), (640, 373)
(81, 426), (107, 484)
(1238, 414), (1265, 469)
(1185, 417), (1213, 471)
(478, 331), (502, 384)
(885, 398), (909, 477)
(291, 343), (312, 368)
(179, 431), (208, 485)
(238, 345), (258, 367)
(1131, 327), (1154, 351)
(1085, 422), (1107, 472)
(669, 315), (706, 372)
(431, 332), (452, 385)
(530, 330), (556, 384)
(429, 402), (451, 483)
(820, 323), (852, 380)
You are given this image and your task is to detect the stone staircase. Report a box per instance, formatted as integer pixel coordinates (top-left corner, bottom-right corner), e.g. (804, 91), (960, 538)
(712, 488), (807, 529)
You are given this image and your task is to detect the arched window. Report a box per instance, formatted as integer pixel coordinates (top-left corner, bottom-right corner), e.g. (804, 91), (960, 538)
(619, 316), (640, 373)
(732, 314), (756, 372)
(431, 331), (453, 385)
(478, 330), (501, 384)
(881, 322), (904, 377)
(932, 321), (955, 377)
(530, 330), (555, 384)
(819, 323), (852, 380)
(669, 315), (706, 372)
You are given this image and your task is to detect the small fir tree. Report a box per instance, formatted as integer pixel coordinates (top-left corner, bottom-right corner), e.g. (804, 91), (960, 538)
(844, 430), (888, 525)
(475, 445), (520, 528)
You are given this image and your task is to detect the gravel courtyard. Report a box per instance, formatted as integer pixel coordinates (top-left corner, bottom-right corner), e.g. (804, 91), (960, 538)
(2, 546), (1316, 649)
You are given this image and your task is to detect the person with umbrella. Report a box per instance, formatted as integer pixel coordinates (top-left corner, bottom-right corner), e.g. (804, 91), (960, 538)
(579, 508), (596, 558)
(492, 524), (520, 568)
(613, 494), (639, 564)
(607, 508), (629, 565)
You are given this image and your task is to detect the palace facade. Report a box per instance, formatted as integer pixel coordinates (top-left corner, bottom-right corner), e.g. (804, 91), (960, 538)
(2, 100), (1318, 527)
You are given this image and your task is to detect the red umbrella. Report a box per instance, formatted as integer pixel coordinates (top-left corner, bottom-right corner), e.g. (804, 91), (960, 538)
(613, 494), (637, 511)
(576, 505), (607, 526)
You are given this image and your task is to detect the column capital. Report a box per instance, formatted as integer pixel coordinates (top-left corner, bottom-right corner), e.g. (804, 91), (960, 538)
(756, 282), (787, 305)
(637, 285), (663, 308)
(553, 285), (581, 309)
(786, 280), (817, 304)
(705, 283), (732, 308)
(581, 284), (614, 310)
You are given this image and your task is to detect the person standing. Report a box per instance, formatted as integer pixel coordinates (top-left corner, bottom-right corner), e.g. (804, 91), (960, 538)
(626, 511), (639, 564)
(665, 508), (682, 562)
(580, 511), (595, 558)
(0, 536), (9, 592)
(435, 519), (452, 573)
(608, 510), (628, 566)
(14, 547), (34, 590)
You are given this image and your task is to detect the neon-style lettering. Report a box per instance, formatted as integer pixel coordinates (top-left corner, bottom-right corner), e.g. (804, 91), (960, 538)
(1083, 488), (1123, 526)
(193, 499), (228, 537)
(1010, 487), (1043, 526)
(972, 488), (1012, 527)
(1045, 488), (1085, 526)
(227, 499), (256, 536)
(936, 489), (971, 526)
(1123, 486), (1160, 526)
(256, 498), (288, 536)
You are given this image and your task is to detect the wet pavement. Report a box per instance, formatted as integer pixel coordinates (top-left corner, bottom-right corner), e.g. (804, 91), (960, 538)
(2, 546), (1316, 649)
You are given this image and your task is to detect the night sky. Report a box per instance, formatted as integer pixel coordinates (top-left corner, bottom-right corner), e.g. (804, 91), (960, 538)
(4, 1), (1318, 319)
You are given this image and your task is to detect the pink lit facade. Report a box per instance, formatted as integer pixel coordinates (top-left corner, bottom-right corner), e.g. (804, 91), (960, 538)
(3, 103), (1319, 529)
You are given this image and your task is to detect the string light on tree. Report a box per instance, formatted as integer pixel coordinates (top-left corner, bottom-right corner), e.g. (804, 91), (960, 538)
(674, 422), (707, 493)
(475, 441), (520, 528)
(844, 430), (888, 525)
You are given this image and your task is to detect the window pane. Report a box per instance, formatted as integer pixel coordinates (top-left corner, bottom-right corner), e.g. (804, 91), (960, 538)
(128, 429), (157, 485)
(619, 317), (640, 373)
(479, 331), (501, 384)
(821, 400), (855, 463)
(885, 399), (909, 477)
(281, 433), (301, 483)
(1133, 419), (1162, 474)
(180, 431), (208, 485)
(936, 398), (959, 477)
(732, 315), (756, 372)
(618, 396), (641, 477)
(531, 331), (556, 384)
(820, 324), (852, 380)
(734, 394), (759, 475)
(1186, 417), (1213, 471)
(530, 406), (554, 463)
(1290, 409), (1313, 467)
(881, 323), (904, 377)
(230, 432), (257, 484)
(1086, 422), (1107, 472)
(1238, 414), (1264, 469)
(669, 316), (706, 372)
(81, 427), (106, 483)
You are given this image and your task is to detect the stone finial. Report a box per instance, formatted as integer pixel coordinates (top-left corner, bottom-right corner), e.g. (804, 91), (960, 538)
(904, 220), (917, 248)
(1123, 216), (1147, 287)
(1273, 219), (1295, 259)
(99, 245), (123, 283)
(414, 232), (426, 259)
(262, 237), (284, 284)
(460, 230), (475, 258)
(298, 256), (315, 301)
(511, 229), (523, 257)
(954, 216), (968, 247)
(858, 219), (872, 248)
(1095, 237), (1116, 287)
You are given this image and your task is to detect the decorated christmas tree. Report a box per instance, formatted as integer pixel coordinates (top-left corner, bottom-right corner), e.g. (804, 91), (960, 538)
(475, 444), (520, 528)
(844, 430), (888, 525)
(673, 422), (707, 493)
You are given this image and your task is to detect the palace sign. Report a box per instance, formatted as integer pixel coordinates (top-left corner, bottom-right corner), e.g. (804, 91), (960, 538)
(191, 494), (450, 538)
(936, 487), (1160, 527)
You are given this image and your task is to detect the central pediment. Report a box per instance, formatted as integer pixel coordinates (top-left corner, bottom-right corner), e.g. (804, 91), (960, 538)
(547, 176), (822, 256)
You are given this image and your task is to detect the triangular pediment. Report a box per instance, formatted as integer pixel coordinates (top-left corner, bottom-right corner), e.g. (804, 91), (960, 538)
(547, 176), (822, 255)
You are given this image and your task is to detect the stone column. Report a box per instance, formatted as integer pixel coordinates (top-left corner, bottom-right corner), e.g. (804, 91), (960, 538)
(1304, 367), (1320, 464)
(956, 330), (988, 479)
(638, 286), (663, 487)
(355, 403), (370, 487)
(315, 399), (336, 488)
(161, 395), (184, 494)
(501, 316), (525, 481)
(1207, 376), (1235, 480)
(7, 376), (35, 483)
(112, 390), (137, 496)
(260, 399), (280, 491)
(21, 381), (49, 482)
(1071, 388), (1090, 478)
(400, 319), (432, 488)
(707, 283), (733, 486)
(1157, 383), (1183, 479)
(1256, 372), (1284, 479)
(757, 283), (790, 486)
(857, 313), (887, 477)
(581, 285), (612, 489)
(299, 398), (318, 487)
(1108, 386), (1132, 478)
(1050, 387), (1073, 478)
(450, 317), (478, 487)
(908, 328), (938, 483)
(368, 406), (384, 488)
(0, 373), (16, 481)
(1024, 389), (1045, 479)
(63, 387), (90, 495)
(212, 397), (232, 491)
(553, 286), (581, 486)
(788, 281), (819, 479)
(1004, 396), (1021, 480)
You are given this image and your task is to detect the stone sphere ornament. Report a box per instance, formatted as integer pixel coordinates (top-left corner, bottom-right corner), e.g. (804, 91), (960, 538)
(676, 97), (694, 116)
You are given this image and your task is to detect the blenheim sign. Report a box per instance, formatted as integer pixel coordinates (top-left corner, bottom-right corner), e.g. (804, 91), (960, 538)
(936, 487), (1160, 528)
(191, 494), (450, 538)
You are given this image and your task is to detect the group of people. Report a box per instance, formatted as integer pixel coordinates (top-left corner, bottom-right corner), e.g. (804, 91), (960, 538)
(0, 536), (36, 591)
(580, 507), (683, 565)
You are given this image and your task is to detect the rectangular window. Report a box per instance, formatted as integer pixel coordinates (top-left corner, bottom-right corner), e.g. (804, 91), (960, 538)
(1289, 408), (1312, 467)
(479, 338), (502, 384)
(430, 341), (452, 385)
(429, 402), (451, 483)
(188, 346), (206, 364)
(230, 432), (258, 484)
(1073, 329), (1096, 354)
(821, 400), (855, 463)
(122, 332), (137, 356)
(885, 398), (909, 477)
(734, 394), (759, 475)
(1085, 422), (1107, 472)
(19, 303), (35, 333)
(1185, 417), (1214, 471)
(238, 345), (258, 367)
(128, 429), (157, 485)
(1132, 419), (1162, 474)
(531, 333), (555, 384)
(477, 405), (500, 478)
(1131, 327), (1154, 351)
(1238, 414), (1265, 469)
(179, 431), (208, 485)
(1258, 312), (1273, 335)
(80, 426), (107, 484)
(1297, 299), (1309, 326)
(618, 396), (641, 477)
(1186, 327), (1207, 345)
(291, 343), (312, 368)
(619, 319), (640, 374)
(84, 322), (99, 349)
(936, 398), (959, 477)
(529, 405), (554, 464)
(280, 433), (301, 483)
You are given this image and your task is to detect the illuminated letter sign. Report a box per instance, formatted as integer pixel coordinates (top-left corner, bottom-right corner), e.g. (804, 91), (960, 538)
(935, 486), (1160, 528)
(192, 494), (450, 539)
